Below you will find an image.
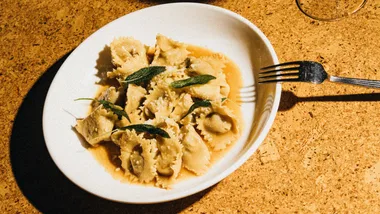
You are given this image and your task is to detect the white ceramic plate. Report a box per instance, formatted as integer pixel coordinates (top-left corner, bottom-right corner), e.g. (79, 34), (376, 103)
(43, 3), (281, 203)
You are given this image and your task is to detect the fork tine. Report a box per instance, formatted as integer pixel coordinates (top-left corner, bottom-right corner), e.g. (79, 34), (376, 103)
(259, 67), (300, 75)
(258, 78), (300, 84)
(259, 72), (299, 79)
(261, 61), (303, 70)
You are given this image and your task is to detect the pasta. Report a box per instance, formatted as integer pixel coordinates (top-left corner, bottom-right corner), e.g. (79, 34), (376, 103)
(196, 103), (239, 151)
(74, 34), (242, 188)
(181, 125), (210, 175)
(75, 106), (117, 146)
(111, 130), (157, 183)
(152, 34), (189, 66)
(108, 37), (149, 79)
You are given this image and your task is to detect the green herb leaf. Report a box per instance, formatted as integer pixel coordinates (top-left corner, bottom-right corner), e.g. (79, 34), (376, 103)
(221, 97), (227, 102)
(75, 98), (131, 122)
(181, 100), (211, 119)
(170, 74), (216, 88)
(118, 124), (170, 138)
(122, 66), (166, 86)
(74, 98), (94, 101)
(98, 100), (130, 121)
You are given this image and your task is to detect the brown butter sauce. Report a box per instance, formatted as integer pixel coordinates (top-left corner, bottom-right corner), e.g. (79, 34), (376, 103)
(89, 45), (243, 185)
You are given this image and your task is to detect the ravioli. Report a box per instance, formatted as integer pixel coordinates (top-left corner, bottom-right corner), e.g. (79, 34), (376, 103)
(75, 106), (117, 146)
(196, 102), (239, 151)
(75, 34), (242, 189)
(151, 34), (189, 66)
(181, 125), (210, 175)
(93, 86), (120, 109)
(108, 37), (149, 79)
(111, 130), (157, 183)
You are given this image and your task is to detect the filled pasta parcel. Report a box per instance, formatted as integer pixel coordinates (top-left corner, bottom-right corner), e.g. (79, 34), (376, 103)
(74, 34), (243, 188)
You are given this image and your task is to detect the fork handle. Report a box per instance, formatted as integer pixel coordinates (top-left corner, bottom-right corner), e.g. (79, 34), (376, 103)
(329, 76), (380, 88)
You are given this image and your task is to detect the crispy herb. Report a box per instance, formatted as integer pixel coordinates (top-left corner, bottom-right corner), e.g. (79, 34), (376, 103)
(118, 124), (170, 138)
(121, 66), (166, 86)
(181, 100), (211, 119)
(221, 97), (227, 102)
(170, 74), (216, 88)
(75, 98), (131, 122)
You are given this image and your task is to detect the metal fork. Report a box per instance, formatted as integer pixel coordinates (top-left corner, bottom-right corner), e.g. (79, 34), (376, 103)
(259, 61), (380, 88)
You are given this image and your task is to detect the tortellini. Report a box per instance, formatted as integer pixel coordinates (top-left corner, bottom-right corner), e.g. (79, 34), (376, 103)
(75, 34), (242, 189)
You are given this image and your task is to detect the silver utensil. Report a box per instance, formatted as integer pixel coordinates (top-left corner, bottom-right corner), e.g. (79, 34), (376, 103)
(259, 61), (380, 88)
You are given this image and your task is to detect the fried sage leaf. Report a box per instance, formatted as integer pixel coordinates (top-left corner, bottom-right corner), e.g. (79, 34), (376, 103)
(181, 100), (211, 119)
(170, 74), (216, 88)
(118, 124), (170, 138)
(122, 66), (166, 86)
(75, 98), (131, 122)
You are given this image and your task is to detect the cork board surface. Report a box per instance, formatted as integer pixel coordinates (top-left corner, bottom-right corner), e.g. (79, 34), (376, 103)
(1, 0), (380, 213)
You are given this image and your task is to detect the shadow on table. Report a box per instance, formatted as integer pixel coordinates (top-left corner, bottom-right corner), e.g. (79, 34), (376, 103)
(10, 53), (211, 213)
(279, 90), (380, 111)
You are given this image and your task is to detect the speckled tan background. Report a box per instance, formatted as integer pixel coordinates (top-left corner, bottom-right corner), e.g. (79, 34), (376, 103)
(1, 0), (380, 213)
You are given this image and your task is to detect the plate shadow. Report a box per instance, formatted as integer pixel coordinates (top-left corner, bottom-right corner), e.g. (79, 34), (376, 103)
(10, 53), (212, 213)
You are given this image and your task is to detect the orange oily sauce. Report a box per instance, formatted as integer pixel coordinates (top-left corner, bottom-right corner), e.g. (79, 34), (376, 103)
(89, 45), (243, 185)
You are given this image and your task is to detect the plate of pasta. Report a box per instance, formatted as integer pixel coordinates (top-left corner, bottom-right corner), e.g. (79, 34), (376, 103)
(43, 3), (281, 203)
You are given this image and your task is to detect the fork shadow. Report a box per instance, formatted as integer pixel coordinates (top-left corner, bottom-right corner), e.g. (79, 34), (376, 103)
(279, 90), (380, 111)
(10, 52), (212, 213)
